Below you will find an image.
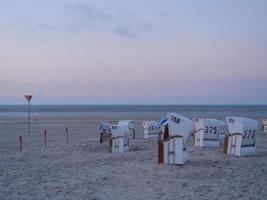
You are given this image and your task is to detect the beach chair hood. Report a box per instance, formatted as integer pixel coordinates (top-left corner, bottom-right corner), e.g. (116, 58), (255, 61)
(226, 117), (258, 135)
(159, 113), (194, 141)
(118, 120), (135, 130)
(99, 123), (111, 131)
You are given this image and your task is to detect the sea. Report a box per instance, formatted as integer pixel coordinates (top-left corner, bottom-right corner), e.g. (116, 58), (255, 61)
(0, 105), (267, 120)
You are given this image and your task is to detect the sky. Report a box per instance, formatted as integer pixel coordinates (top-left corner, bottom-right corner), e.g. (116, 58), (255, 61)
(0, 0), (267, 104)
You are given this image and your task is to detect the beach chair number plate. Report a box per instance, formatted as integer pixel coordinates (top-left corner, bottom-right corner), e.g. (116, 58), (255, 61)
(171, 116), (180, 124)
(243, 130), (256, 139)
(204, 126), (219, 141)
(148, 126), (158, 131)
(242, 129), (257, 147)
(204, 126), (217, 134)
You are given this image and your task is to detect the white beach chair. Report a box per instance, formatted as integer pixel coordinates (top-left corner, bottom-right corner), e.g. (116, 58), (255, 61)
(158, 113), (193, 165)
(99, 122), (111, 143)
(110, 125), (129, 153)
(225, 117), (258, 157)
(143, 121), (160, 139)
(262, 119), (267, 133)
(193, 118), (226, 147)
(118, 120), (136, 139)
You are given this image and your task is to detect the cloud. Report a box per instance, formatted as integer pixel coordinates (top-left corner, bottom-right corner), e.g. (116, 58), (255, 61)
(139, 22), (154, 31)
(63, 2), (110, 32)
(112, 22), (154, 38)
(0, 1), (155, 38)
(64, 2), (155, 38)
(64, 2), (109, 23)
(113, 27), (137, 38)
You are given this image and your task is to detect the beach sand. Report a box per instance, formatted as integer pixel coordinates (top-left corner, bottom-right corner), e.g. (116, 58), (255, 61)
(0, 114), (267, 200)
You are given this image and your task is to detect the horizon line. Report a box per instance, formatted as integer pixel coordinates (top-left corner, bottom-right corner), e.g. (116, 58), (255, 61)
(1, 104), (267, 106)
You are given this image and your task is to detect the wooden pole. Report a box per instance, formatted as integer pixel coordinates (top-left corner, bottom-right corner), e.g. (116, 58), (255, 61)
(223, 134), (229, 154)
(158, 134), (163, 163)
(44, 129), (47, 149)
(132, 129), (136, 139)
(66, 128), (68, 144)
(19, 136), (22, 153)
(109, 137), (112, 153)
(24, 95), (33, 135)
(28, 101), (30, 135)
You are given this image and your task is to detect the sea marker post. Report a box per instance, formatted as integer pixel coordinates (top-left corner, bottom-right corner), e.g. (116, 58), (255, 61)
(24, 95), (33, 135)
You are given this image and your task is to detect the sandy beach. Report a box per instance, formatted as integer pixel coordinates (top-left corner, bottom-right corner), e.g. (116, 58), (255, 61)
(0, 110), (267, 200)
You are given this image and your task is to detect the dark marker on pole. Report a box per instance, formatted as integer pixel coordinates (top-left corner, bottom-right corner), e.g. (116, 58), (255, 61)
(24, 95), (33, 135)
(19, 136), (22, 153)
(44, 129), (47, 149)
(66, 128), (68, 144)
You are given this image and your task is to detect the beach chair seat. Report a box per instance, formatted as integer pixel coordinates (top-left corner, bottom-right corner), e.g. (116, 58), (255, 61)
(163, 135), (187, 165)
(111, 136), (124, 153)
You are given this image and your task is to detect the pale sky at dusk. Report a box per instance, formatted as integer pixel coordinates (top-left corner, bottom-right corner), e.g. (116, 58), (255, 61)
(0, 0), (267, 104)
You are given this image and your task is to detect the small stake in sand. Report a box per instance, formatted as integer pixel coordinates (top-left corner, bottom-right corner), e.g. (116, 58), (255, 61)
(66, 128), (69, 144)
(44, 129), (47, 149)
(24, 95), (33, 135)
(133, 129), (136, 139)
(19, 136), (22, 153)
